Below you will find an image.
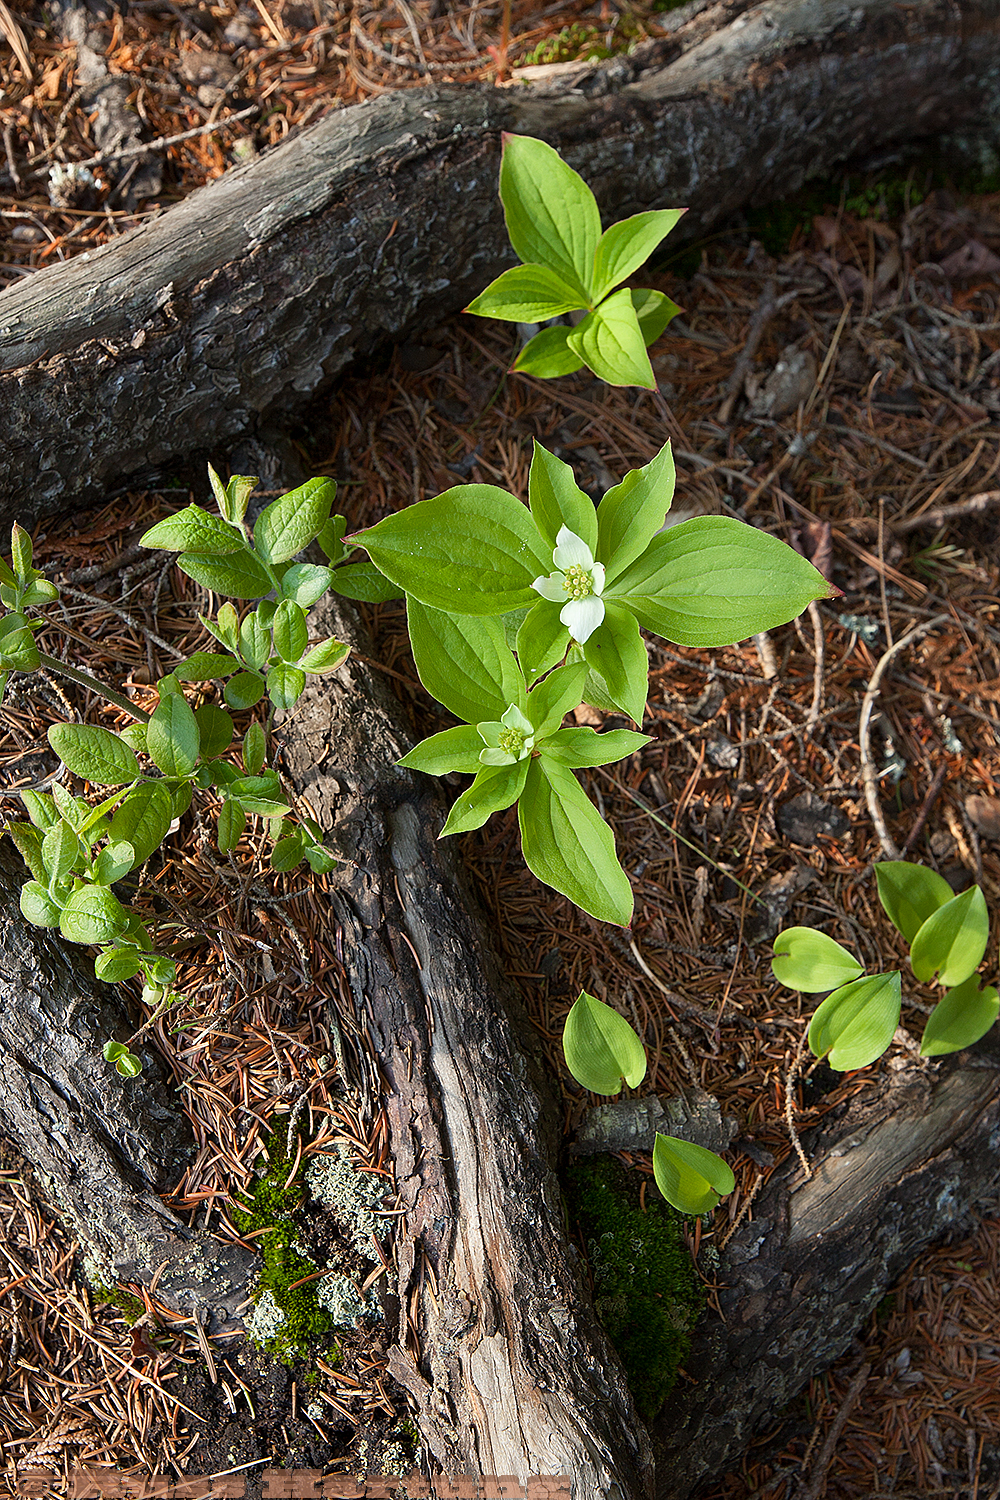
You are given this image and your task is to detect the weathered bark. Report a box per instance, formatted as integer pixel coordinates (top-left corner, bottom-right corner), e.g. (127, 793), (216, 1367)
(3, 0), (1000, 521)
(654, 1044), (1000, 1498)
(0, 842), (256, 1331)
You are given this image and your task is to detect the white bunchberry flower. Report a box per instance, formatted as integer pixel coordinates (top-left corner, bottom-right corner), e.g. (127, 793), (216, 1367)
(531, 526), (606, 643)
(477, 704), (535, 766)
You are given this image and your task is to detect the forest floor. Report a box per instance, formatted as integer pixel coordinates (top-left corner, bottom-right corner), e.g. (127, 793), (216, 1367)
(3, 0), (1000, 1497)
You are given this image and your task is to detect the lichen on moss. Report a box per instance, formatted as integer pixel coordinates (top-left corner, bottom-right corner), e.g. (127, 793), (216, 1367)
(566, 1155), (704, 1424)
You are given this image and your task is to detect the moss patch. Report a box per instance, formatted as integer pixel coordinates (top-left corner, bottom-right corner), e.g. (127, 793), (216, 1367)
(567, 1155), (703, 1424)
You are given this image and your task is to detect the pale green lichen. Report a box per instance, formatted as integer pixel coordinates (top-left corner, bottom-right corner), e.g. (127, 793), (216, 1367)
(305, 1143), (387, 1252)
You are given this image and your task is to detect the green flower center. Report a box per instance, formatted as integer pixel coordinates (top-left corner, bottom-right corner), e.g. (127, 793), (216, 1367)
(498, 727), (527, 756)
(563, 563), (594, 600)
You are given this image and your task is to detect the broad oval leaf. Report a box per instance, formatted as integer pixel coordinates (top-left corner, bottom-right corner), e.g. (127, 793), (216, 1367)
(7, 821), (46, 883)
(808, 972), (902, 1072)
(299, 637), (351, 675)
(175, 652), (241, 682)
(239, 609), (271, 669)
(59, 884), (129, 946)
(47, 724), (140, 786)
(267, 663), (306, 712)
(328, 560), (404, 603)
(771, 927), (864, 993)
(272, 600), (308, 664)
(42, 820), (83, 883)
(498, 134), (600, 301)
(653, 1134), (735, 1217)
(271, 829), (308, 872)
(253, 477), (336, 566)
(177, 550), (274, 600)
(511, 326), (586, 379)
(108, 782), (174, 869)
(280, 562), (335, 607)
(910, 884), (989, 987)
(518, 757), (633, 926)
(591, 209), (685, 303)
(631, 287), (682, 347)
(566, 290), (655, 389)
(20, 879), (61, 927)
(242, 721), (266, 776)
(606, 516), (835, 647)
(225, 671), (267, 710)
(540, 726), (650, 769)
(440, 760), (529, 836)
(920, 976), (1000, 1056)
(95, 947), (143, 983)
(21, 789), (59, 830)
(595, 440), (675, 581)
(146, 693), (200, 778)
(875, 860), (954, 943)
(406, 599), (521, 725)
(527, 441), (597, 553)
(525, 660), (589, 740)
(581, 604), (648, 725)
(92, 841), (135, 886)
(562, 990), (646, 1094)
(516, 601), (570, 685)
(398, 724), (485, 777)
(217, 800), (247, 854)
(194, 704), (234, 759)
(353, 486), (550, 615)
(139, 505), (243, 555)
(466, 263), (587, 322)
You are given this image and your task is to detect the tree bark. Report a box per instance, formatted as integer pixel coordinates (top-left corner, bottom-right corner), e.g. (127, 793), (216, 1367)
(3, 0), (1000, 521)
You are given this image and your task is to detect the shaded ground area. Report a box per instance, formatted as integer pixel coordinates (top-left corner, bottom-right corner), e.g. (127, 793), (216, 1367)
(3, 1), (1000, 1496)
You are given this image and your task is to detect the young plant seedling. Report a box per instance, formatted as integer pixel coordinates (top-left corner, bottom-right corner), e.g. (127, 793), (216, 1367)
(467, 134), (684, 387)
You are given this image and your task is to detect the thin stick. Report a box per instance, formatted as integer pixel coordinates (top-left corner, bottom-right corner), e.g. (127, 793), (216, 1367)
(900, 761), (947, 858)
(798, 1361), (871, 1500)
(859, 616), (949, 861)
(784, 1028), (811, 1180)
(891, 488), (1000, 534)
(804, 600), (825, 735)
(877, 496), (893, 650)
(36, 652), (150, 722)
(30, 104), (257, 179)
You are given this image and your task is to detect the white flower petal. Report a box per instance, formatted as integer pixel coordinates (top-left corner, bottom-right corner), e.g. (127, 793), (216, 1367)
(561, 595), (605, 644)
(552, 527), (593, 570)
(480, 747), (515, 766)
(477, 721), (504, 747)
(591, 561), (606, 596)
(533, 572), (567, 602)
(502, 704), (534, 736)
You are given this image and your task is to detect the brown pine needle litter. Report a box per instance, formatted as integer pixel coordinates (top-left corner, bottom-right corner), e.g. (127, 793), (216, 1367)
(4, 0), (1000, 1494)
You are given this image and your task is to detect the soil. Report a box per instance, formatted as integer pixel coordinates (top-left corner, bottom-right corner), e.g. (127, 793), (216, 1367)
(3, 1), (1000, 1497)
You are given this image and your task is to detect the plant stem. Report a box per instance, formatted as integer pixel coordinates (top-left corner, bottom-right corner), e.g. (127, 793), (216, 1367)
(37, 653), (151, 722)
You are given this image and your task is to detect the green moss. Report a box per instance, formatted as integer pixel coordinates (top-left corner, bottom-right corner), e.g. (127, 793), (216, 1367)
(567, 1156), (703, 1424)
(231, 1125), (335, 1364)
(90, 1285), (147, 1320)
(522, 24), (610, 65)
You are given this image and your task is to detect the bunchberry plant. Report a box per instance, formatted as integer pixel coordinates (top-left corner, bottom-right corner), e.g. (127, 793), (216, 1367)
(0, 469), (363, 1071)
(562, 990), (735, 1216)
(773, 860), (997, 1068)
(467, 134), (684, 387)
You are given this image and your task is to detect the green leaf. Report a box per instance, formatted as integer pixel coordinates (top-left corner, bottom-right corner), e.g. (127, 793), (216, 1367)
(498, 134), (600, 300)
(440, 760), (529, 836)
(146, 693), (200, 778)
(200, 602), (240, 651)
(582, 604), (648, 723)
(398, 724), (485, 776)
(95, 947), (143, 982)
(217, 800), (247, 853)
(272, 600), (308, 664)
(406, 599), (520, 724)
(329, 560), (405, 603)
(566, 290), (655, 389)
(172, 781), (193, 820)
(353, 486), (550, 615)
(525, 660), (588, 739)
(242, 721), (266, 775)
(109, 782), (174, 868)
(528, 441), (597, 553)
(115, 1051), (143, 1078)
(466, 263), (586, 322)
(592, 210), (685, 302)
(317, 515), (347, 564)
(21, 789), (59, 830)
(540, 726), (649, 768)
(178, 550), (274, 600)
(253, 477), (336, 565)
(304, 844), (338, 874)
(920, 977), (1000, 1056)
(224, 473), (257, 523)
(271, 829), (307, 872)
(42, 820), (83, 883)
(267, 663), (306, 712)
(119, 723), (147, 753)
(607, 517), (835, 646)
(562, 990), (646, 1094)
(20, 578), (59, 608)
(653, 1134), (735, 1216)
(910, 885), (990, 987)
(140, 505), (243, 555)
(194, 704), (234, 759)
(875, 860), (954, 944)
(239, 608), (271, 670)
(92, 842), (136, 886)
(808, 972), (902, 1071)
(7, 821), (46, 883)
(51, 782), (87, 830)
(10, 522), (31, 579)
(0, 616), (39, 671)
(299, 637), (351, 675)
(596, 439), (675, 579)
(632, 288), (682, 347)
(518, 758), (632, 925)
(771, 927), (865, 993)
(516, 601), (570, 685)
(20, 879), (62, 926)
(280, 563), (335, 607)
(60, 884), (129, 946)
(175, 652), (241, 681)
(511, 326), (586, 379)
(225, 671), (267, 710)
(45, 724), (140, 786)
